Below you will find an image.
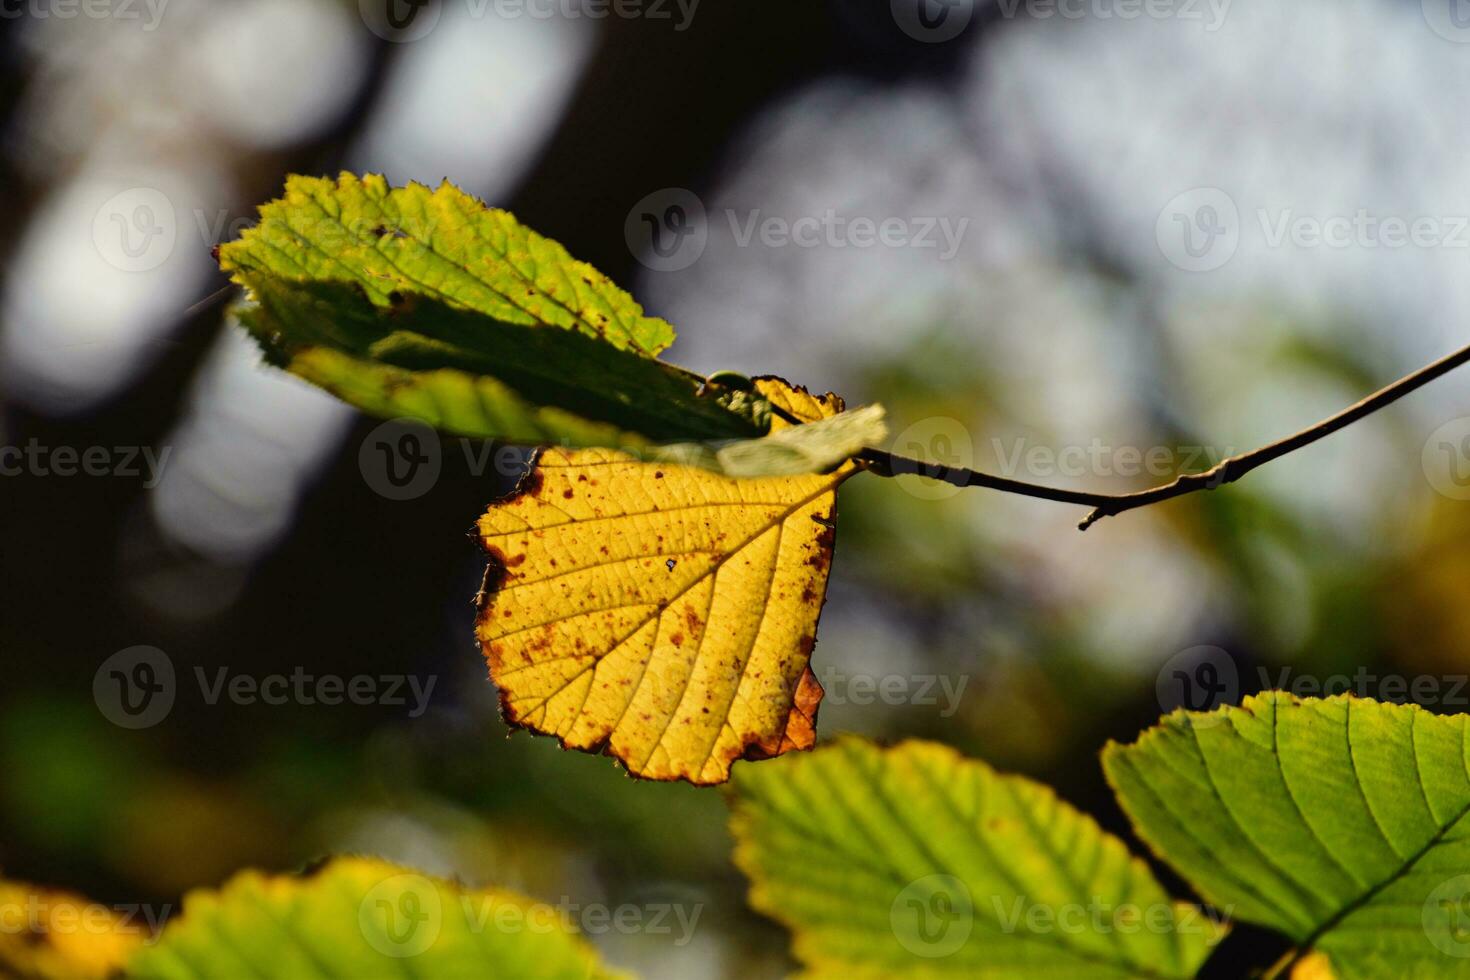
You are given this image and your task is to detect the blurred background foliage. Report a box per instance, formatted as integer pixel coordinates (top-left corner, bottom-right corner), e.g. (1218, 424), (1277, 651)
(3, 0), (1470, 976)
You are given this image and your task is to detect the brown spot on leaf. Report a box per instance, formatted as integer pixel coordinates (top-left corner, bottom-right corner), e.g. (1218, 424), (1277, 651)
(806, 525), (836, 572)
(744, 668), (823, 761)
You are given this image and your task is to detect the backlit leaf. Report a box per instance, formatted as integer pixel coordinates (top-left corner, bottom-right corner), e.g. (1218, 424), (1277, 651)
(1104, 693), (1470, 979)
(218, 173), (768, 446)
(474, 378), (854, 785)
(127, 857), (619, 979)
(221, 173), (673, 355)
(729, 737), (1224, 978)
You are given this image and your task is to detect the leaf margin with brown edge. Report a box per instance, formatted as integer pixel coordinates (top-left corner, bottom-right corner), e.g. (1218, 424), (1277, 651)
(472, 376), (861, 785)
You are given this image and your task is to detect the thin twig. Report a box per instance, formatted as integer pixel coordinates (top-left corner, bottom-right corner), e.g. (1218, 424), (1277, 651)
(861, 339), (1470, 531)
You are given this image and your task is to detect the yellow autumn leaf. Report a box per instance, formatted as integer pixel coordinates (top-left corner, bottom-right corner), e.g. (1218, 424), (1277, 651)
(0, 878), (147, 979)
(1291, 952), (1338, 980)
(474, 378), (857, 785)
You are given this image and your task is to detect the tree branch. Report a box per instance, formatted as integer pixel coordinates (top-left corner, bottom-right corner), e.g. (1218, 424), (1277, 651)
(860, 339), (1470, 531)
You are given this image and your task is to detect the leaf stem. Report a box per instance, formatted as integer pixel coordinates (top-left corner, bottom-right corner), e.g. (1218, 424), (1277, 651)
(1259, 946), (1299, 980)
(860, 338), (1470, 531)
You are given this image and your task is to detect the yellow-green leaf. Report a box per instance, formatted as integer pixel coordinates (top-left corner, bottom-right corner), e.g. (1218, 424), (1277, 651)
(729, 737), (1224, 978)
(474, 379), (853, 784)
(127, 857), (619, 979)
(1104, 693), (1470, 979)
(219, 173), (769, 446)
(221, 173), (673, 356)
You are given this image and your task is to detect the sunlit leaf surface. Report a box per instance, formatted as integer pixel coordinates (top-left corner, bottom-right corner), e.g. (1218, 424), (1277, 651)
(475, 379), (855, 784)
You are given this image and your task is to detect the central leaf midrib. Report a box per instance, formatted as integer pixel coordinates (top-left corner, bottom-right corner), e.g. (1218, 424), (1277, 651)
(1289, 780), (1470, 969)
(488, 460), (848, 748)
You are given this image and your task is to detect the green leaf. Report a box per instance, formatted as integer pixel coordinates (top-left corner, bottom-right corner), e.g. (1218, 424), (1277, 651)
(220, 174), (894, 476)
(239, 276), (767, 445)
(219, 173), (768, 446)
(729, 737), (1223, 978)
(128, 856), (622, 979)
(1103, 693), (1470, 978)
(221, 173), (673, 357)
